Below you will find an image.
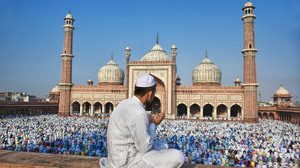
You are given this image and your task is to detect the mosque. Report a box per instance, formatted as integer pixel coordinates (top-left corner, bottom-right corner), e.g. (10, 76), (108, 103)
(51, 1), (260, 123)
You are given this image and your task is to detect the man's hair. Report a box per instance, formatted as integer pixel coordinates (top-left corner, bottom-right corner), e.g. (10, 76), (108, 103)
(134, 84), (156, 97)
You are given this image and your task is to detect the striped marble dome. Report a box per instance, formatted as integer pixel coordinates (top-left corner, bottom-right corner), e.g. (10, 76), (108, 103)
(98, 58), (124, 84)
(192, 56), (222, 84)
(140, 44), (172, 62)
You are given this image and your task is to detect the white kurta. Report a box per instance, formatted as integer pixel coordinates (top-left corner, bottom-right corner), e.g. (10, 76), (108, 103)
(107, 96), (156, 167)
(107, 96), (184, 168)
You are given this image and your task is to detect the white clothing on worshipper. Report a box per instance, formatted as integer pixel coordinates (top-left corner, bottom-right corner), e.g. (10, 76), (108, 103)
(107, 96), (184, 168)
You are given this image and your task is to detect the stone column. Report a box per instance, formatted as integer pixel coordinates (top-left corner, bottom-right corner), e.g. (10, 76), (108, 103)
(70, 105), (73, 116)
(91, 105), (94, 116)
(187, 107), (190, 119)
(227, 109), (231, 120)
(213, 108), (216, 119)
(80, 105), (83, 116)
(200, 108), (203, 119)
(241, 109), (244, 120)
(102, 105), (105, 115)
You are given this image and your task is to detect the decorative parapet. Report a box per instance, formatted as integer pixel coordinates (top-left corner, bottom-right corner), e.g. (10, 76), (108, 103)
(176, 85), (243, 90)
(72, 85), (127, 89)
(128, 60), (173, 65)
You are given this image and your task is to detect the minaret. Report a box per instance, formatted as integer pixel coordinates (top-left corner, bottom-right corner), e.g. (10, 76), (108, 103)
(171, 43), (177, 118)
(58, 13), (75, 117)
(125, 45), (131, 98)
(241, 1), (259, 123)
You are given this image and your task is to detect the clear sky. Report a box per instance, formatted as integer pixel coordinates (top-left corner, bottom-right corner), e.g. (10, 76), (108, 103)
(0, 0), (299, 102)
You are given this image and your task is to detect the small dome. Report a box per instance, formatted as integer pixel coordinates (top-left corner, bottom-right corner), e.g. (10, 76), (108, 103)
(51, 85), (60, 92)
(140, 44), (172, 61)
(192, 56), (222, 84)
(244, 1), (254, 8)
(275, 84), (289, 95)
(98, 58), (124, 84)
(126, 45), (130, 50)
(171, 44), (177, 49)
(65, 13), (73, 19)
(235, 76), (241, 83)
(88, 77), (93, 82)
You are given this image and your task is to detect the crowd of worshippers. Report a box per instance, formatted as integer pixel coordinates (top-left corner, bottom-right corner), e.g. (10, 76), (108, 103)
(0, 115), (300, 167)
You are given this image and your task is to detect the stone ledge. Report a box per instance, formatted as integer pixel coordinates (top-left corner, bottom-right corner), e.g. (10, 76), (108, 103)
(0, 150), (225, 168)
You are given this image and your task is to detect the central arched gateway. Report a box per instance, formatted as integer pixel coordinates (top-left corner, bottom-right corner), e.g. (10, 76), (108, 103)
(150, 75), (166, 114)
(146, 97), (160, 114)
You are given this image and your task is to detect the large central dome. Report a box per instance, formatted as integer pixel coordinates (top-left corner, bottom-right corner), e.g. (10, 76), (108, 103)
(140, 44), (172, 61)
(192, 52), (222, 86)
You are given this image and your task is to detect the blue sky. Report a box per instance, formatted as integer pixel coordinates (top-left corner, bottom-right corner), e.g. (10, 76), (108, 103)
(0, 0), (299, 102)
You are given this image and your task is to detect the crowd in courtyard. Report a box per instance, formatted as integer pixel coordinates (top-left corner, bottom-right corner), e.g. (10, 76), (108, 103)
(0, 114), (300, 167)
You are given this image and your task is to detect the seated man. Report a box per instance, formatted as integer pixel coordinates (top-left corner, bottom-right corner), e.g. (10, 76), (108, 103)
(106, 74), (184, 168)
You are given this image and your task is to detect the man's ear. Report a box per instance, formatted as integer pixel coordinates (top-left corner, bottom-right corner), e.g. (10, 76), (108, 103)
(147, 90), (153, 100)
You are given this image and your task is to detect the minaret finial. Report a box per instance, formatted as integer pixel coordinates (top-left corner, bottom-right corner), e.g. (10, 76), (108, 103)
(111, 52), (113, 60)
(205, 49), (207, 58)
(69, 10), (71, 14)
(156, 32), (159, 44)
(281, 83), (282, 87)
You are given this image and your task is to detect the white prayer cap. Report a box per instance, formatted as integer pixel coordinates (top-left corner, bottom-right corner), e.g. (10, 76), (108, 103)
(136, 74), (156, 87)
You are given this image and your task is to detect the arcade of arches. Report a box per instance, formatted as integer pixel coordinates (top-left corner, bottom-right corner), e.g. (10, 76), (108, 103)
(258, 107), (300, 125)
(71, 101), (114, 116)
(0, 102), (58, 116)
(176, 103), (242, 120)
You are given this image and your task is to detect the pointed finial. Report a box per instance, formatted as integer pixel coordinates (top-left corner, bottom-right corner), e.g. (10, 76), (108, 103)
(205, 49), (207, 58)
(281, 83), (282, 87)
(69, 10), (71, 14)
(111, 52), (113, 60)
(156, 32), (159, 44)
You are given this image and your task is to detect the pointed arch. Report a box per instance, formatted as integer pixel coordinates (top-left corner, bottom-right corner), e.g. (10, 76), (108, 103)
(177, 104), (187, 117)
(269, 113), (274, 120)
(72, 101), (80, 114)
(217, 104), (227, 117)
(149, 74), (165, 88)
(105, 102), (114, 114)
(263, 112), (268, 119)
(190, 104), (200, 117)
(82, 102), (91, 115)
(230, 104), (241, 118)
(94, 102), (102, 114)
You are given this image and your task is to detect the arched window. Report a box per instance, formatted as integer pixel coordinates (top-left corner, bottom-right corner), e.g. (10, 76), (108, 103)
(249, 44), (252, 48)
